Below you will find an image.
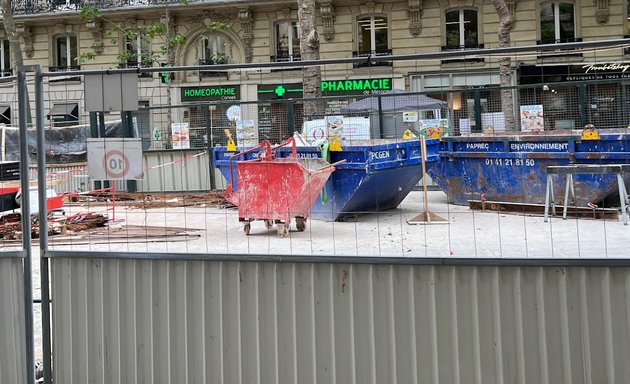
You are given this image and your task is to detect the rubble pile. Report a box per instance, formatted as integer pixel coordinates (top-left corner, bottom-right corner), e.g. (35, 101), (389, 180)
(79, 190), (230, 209)
(0, 212), (109, 241)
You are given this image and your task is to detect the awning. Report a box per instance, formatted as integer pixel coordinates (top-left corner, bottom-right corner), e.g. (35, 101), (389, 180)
(48, 102), (78, 119)
(0, 105), (10, 123)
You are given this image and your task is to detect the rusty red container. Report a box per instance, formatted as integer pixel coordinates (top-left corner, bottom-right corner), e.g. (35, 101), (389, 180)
(224, 139), (337, 236)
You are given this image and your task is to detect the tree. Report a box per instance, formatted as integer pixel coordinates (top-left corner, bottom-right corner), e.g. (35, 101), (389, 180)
(0, 0), (32, 123)
(80, 3), (227, 144)
(297, 0), (322, 120)
(492, 0), (515, 131)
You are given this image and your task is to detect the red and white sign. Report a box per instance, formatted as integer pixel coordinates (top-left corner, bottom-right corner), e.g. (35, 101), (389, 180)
(87, 138), (143, 180)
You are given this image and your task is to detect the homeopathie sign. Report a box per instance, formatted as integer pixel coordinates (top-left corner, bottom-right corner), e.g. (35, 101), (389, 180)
(181, 86), (240, 102)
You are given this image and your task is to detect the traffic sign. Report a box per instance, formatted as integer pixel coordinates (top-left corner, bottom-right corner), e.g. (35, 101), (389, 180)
(87, 138), (143, 180)
(103, 149), (129, 178)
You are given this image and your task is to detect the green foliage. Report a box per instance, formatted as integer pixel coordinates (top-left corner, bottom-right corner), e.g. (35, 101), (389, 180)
(210, 51), (229, 64)
(79, 5), (101, 22)
(78, 3), (221, 67)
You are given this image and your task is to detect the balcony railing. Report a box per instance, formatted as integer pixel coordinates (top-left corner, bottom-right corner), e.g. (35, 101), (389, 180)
(198, 59), (226, 78)
(119, 61), (153, 77)
(49, 65), (81, 72)
(536, 37), (583, 59)
(271, 52), (301, 63)
(440, 44), (485, 64)
(537, 37), (583, 45)
(352, 49), (392, 68)
(11, 0), (211, 14)
(0, 69), (13, 77)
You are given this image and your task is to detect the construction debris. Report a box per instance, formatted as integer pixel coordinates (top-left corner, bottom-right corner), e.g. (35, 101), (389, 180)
(74, 190), (231, 209)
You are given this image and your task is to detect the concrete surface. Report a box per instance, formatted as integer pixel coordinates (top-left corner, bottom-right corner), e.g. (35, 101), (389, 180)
(45, 190), (630, 258)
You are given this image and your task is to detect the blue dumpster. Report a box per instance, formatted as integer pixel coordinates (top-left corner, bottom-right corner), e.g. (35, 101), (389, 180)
(213, 139), (439, 221)
(427, 130), (630, 206)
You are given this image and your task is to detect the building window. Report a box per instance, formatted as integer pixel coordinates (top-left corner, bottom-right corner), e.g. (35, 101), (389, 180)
(0, 40), (11, 77)
(124, 33), (151, 67)
(201, 34), (230, 64)
(540, 2), (575, 44)
(353, 15), (390, 68)
(53, 35), (79, 71)
(444, 9), (479, 49)
(274, 21), (300, 62)
(357, 15), (389, 54)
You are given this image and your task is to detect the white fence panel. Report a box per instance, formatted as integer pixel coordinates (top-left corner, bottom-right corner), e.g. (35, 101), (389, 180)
(0, 254), (26, 384)
(50, 258), (630, 384)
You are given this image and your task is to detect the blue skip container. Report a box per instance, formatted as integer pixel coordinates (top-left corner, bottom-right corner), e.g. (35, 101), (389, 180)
(427, 130), (630, 206)
(213, 139), (439, 221)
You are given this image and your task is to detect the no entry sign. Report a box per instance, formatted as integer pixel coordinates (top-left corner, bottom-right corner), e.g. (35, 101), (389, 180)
(87, 138), (143, 180)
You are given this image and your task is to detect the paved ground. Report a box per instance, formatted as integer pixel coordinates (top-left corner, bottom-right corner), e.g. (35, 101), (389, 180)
(43, 190), (630, 258)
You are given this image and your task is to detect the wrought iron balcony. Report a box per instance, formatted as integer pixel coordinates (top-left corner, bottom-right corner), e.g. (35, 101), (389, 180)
(119, 61), (153, 77)
(198, 59), (226, 78)
(271, 52), (301, 63)
(49, 65), (81, 72)
(0, 69), (13, 77)
(441, 43), (485, 51)
(440, 44), (485, 64)
(352, 49), (392, 68)
(537, 37), (582, 45)
(11, 0), (209, 15)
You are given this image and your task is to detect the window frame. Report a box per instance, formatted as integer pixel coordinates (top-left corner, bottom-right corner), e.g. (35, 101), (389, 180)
(124, 32), (152, 68)
(355, 14), (390, 55)
(539, 1), (576, 44)
(53, 34), (79, 71)
(443, 8), (480, 50)
(201, 34), (230, 64)
(273, 20), (301, 62)
(0, 40), (11, 77)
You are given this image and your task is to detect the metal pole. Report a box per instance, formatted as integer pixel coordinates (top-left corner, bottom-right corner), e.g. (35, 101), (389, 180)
(377, 95), (384, 138)
(35, 65), (53, 384)
(474, 88), (483, 133)
(203, 106), (215, 189)
(17, 69), (35, 384)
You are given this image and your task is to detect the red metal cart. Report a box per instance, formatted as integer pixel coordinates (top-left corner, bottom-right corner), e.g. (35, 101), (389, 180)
(224, 138), (340, 236)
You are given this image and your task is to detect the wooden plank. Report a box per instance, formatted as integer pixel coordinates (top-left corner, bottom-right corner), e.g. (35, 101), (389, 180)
(468, 200), (619, 220)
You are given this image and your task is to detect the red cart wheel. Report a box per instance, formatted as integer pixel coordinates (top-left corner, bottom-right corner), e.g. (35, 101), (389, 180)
(264, 220), (274, 229)
(244, 223), (251, 235)
(295, 217), (306, 232)
(277, 224), (289, 237)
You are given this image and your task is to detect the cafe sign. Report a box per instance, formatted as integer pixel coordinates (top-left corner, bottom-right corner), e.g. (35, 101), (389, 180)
(567, 62), (630, 80)
(181, 85), (240, 102)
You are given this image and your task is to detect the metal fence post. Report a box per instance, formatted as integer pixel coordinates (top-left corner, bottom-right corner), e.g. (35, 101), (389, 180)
(578, 84), (587, 128)
(34, 64), (52, 384)
(474, 88), (482, 133)
(203, 106), (216, 189)
(17, 69), (35, 384)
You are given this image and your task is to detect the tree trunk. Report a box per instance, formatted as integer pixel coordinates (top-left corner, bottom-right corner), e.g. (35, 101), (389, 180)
(492, 0), (515, 131)
(0, 0), (32, 123)
(297, 0), (322, 120)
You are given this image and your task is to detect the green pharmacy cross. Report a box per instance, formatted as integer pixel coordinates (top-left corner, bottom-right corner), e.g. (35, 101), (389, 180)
(274, 85), (287, 97)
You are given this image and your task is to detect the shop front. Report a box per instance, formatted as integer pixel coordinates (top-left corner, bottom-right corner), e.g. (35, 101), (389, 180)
(519, 63), (630, 130)
(256, 77), (395, 143)
(179, 84), (242, 148)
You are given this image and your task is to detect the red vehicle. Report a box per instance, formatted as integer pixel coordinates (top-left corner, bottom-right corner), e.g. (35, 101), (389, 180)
(225, 138), (340, 236)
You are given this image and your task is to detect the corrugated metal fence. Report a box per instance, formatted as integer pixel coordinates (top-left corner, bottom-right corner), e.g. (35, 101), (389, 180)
(49, 255), (630, 384)
(31, 150), (212, 195)
(0, 252), (26, 384)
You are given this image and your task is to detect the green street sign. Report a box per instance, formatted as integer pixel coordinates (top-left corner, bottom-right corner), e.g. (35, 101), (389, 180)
(181, 86), (240, 102)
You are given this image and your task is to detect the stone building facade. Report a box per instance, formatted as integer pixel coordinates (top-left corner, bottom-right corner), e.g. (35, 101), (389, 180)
(1, 0), (629, 143)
